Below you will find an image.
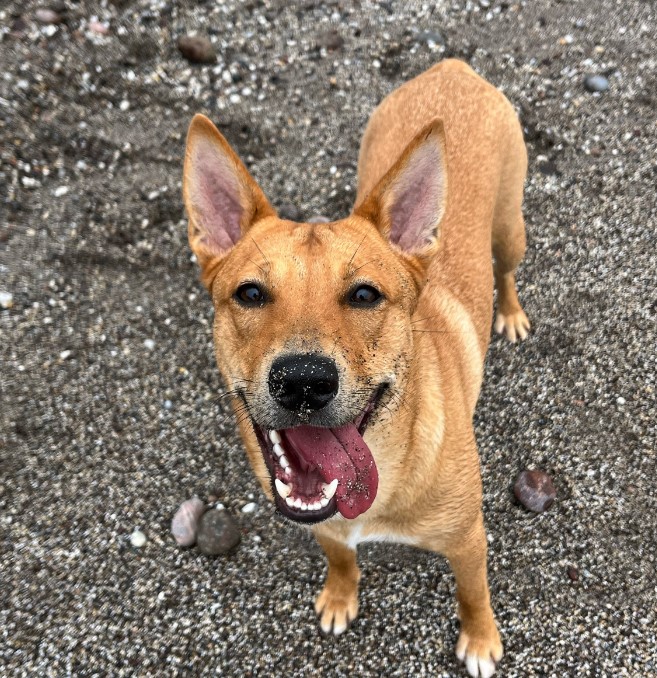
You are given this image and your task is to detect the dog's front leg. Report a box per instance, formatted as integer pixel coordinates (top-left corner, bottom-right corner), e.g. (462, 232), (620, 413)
(442, 516), (503, 677)
(313, 532), (361, 636)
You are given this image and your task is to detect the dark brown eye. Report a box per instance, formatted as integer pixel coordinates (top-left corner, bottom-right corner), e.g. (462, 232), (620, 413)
(235, 283), (266, 307)
(349, 284), (383, 307)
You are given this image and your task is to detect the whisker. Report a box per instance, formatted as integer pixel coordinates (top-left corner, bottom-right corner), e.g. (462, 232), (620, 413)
(251, 237), (271, 268)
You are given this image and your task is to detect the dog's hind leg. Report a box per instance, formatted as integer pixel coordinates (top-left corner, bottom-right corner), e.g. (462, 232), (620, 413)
(491, 120), (531, 343)
(313, 533), (361, 636)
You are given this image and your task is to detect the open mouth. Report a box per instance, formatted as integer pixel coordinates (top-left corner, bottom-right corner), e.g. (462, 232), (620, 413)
(251, 384), (388, 524)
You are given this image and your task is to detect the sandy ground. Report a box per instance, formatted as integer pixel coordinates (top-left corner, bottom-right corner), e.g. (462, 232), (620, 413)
(1, 0), (655, 676)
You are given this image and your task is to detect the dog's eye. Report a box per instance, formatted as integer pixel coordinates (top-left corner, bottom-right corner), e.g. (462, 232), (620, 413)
(349, 285), (383, 306)
(235, 283), (266, 307)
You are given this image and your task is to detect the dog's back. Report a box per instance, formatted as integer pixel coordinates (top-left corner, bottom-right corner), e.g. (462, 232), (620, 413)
(356, 59), (528, 350)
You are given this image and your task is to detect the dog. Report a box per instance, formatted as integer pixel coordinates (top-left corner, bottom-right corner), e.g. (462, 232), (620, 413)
(182, 59), (530, 677)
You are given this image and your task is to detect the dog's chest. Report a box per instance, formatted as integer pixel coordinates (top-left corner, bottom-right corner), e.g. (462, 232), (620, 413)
(345, 524), (419, 550)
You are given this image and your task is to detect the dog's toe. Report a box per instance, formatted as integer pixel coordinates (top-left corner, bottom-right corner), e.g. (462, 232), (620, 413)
(456, 629), (503, 677)
(315, 586), (358, 636)
(495, 309), (531, 343)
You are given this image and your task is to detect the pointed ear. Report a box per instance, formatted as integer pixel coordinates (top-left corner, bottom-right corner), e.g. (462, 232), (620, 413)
(183, 114), (276, 283)
(354, 121), (447, 255)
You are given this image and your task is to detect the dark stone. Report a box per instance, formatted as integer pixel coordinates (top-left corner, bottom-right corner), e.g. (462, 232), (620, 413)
(537, 160), (561, 176)
(315, 29), (344, 51)
(278, 203), (301, 221)
(584, 74), (609, 93)
(196, 509), (241, 555)
(513, 470), (556, 513)
(177, 35), (217, 64)
(567, 565), (579, 581)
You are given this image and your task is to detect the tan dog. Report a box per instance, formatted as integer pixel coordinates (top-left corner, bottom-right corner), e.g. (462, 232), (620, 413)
(182, 59), (530, 677)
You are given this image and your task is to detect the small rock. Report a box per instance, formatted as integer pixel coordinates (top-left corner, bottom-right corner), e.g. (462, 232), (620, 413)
(308, 215), (330, 224)
(143, 338), (155, 350)
(163, 399), (173, 410)
(171, 497), (206, 547)
(415, 30), (445, 46)
(567, 565), (579, 581)
(315, 29), (344, 51)
(35, 9), (61, 24)
(130, 529), (147, 548)
(616, 396), (626, 405)
(241, 502), (257, 514)
(513, 470), (556, 513)
(196, 509), (241, 555)
(0, 291), (13, 309)
(89, 20), (109, 35)
(278, 203), (301, 221)
(53, 185), (69, 197)
(584, 74), (609, 92)
(59, 349), (72, 360)
(177, 35), (217, 64)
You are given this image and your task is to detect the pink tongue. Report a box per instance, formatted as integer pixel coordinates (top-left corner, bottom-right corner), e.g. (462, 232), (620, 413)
(284, 424), (378, 519)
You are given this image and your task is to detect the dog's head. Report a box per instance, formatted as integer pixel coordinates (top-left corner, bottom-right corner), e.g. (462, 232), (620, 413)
(183, 114), (447, 525)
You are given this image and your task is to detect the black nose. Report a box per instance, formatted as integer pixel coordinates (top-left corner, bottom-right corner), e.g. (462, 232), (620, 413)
(268, 353), (339, 412)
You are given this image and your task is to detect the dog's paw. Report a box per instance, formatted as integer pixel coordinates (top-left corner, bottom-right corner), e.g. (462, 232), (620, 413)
(456, 628), (503, 678)
(494, 309), (530, 343)
(314, 585), (358, 636)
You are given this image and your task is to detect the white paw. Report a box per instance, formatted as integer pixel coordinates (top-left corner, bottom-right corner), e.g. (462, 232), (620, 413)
(456, 629), (503, 677)
(494, 309), (530, 343)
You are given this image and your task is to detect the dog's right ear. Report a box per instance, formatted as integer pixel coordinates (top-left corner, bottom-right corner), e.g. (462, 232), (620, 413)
(183, 114), (276, 287)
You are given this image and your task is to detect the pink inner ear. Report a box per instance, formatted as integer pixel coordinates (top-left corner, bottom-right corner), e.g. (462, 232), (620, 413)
(190, 146), (244, 253)
(388, 142), (445, 252)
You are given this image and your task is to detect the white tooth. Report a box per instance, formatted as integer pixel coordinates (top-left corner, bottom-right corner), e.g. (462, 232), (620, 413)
(301, 502), (308, 511)
(285, 496), (294, 507)
(275, 479), (291, 499)
(273, 443), (285, 458)
(269, 430), (282, 444)
(284, 467), (292, 477)
(293, 498), (302, 509)
(322, 479), (339, 500)
(279, 455), (290, 468)
(320, 497), (329, 508)
(312, 502), (322, 511)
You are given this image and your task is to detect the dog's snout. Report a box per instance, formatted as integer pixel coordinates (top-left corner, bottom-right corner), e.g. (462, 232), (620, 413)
(268, 354), (339, 412)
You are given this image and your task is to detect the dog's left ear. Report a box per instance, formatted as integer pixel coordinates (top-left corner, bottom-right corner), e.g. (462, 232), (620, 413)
(183, 114), (276, 286)
(354, 120), (447, 257)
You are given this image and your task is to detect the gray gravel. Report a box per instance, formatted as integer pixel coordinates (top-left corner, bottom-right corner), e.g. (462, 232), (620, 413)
(1, 0), (656, 676)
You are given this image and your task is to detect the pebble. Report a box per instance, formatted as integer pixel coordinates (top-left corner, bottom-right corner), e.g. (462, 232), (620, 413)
(35, 9), (61, 24)
(241, 502), (257, 514)
(0, 291), (13, 309)
(616, 396), (626, 405)
(130, 529), (147, 548)
(59, 349), (72, 360)
(513, 470), (556, 513)
(415, 30), (445, 46)
(53, 186), (69, 197)
(316, 29), (344, 52)
(143, 338), (155, 350)
(584, 74), (609, 92)
(196, 509), (241, 555)
(177, 35), (217, 64)
(89, 20), (109, 35)
(278, 203), (301, 221)
(567, 565), (580, 581)
(171, 497), (206, 547)
(307, 215), (330, 223)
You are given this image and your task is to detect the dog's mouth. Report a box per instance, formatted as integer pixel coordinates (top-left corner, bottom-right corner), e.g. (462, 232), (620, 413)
(250, 384), (388, 524)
